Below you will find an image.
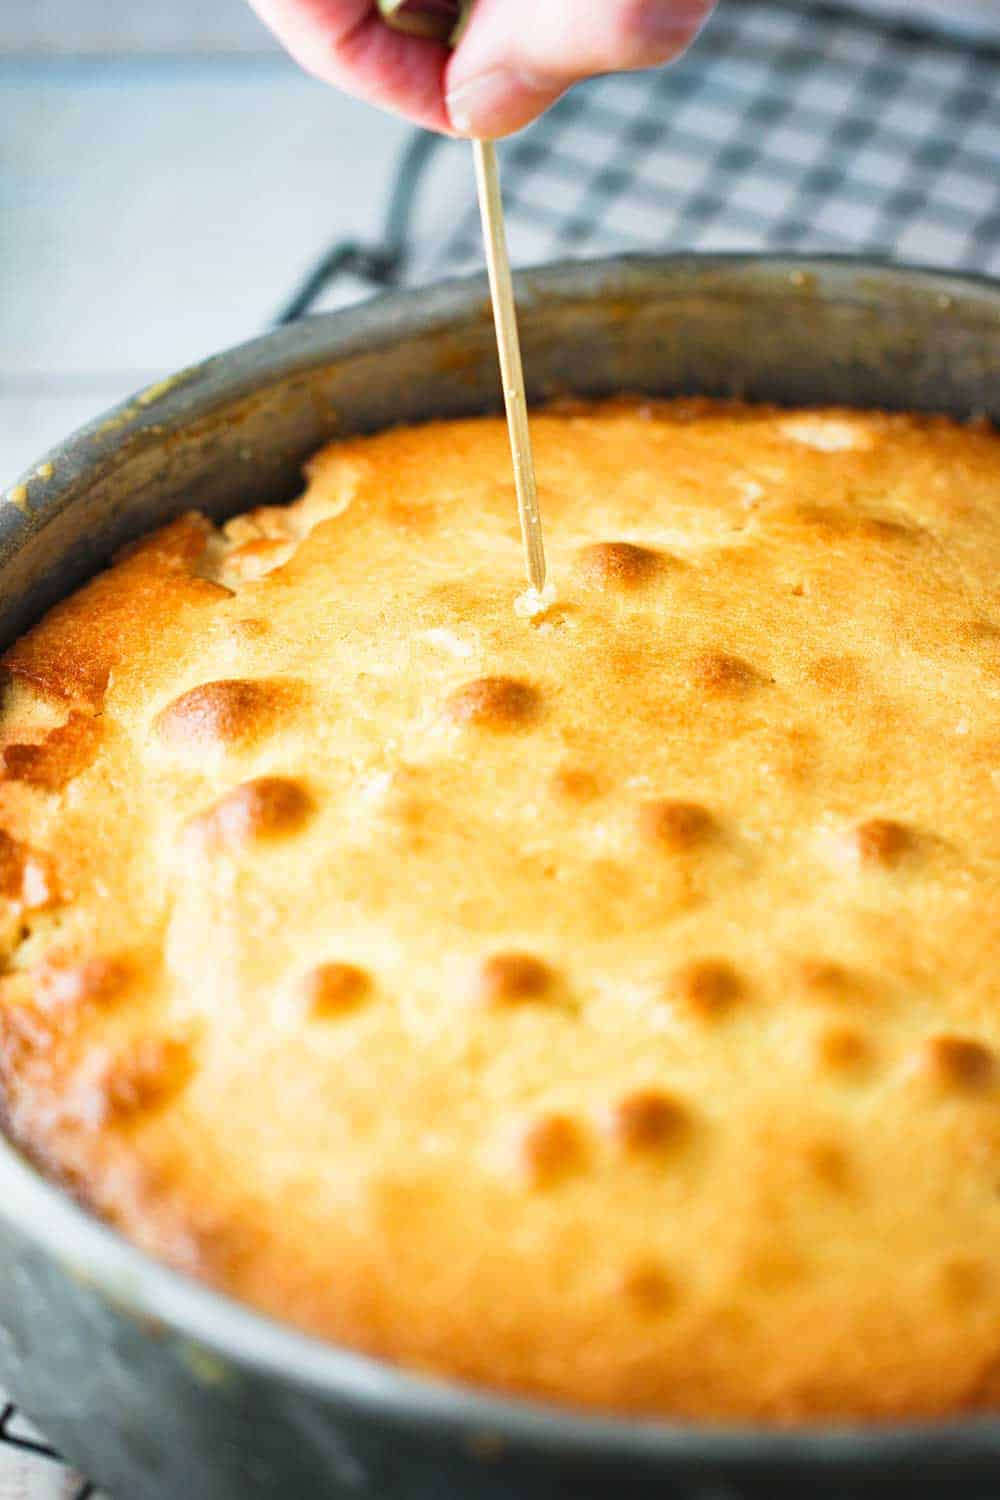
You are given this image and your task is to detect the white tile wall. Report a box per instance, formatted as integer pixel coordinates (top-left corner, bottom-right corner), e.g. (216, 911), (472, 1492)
(4, 0), (274, 52)
(1, 50), (408, 483)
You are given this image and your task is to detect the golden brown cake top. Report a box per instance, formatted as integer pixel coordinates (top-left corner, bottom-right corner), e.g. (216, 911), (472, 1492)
(1, 399), (1000, 1423)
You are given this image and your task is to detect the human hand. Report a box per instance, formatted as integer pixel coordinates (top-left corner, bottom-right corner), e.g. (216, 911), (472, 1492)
(248, 0), (716, 136)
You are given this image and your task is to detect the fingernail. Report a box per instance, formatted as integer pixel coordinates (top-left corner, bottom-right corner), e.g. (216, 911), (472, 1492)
(636, 3), (714, 47)
(446, 65), (550, 137)
(446, 66), (515, 134)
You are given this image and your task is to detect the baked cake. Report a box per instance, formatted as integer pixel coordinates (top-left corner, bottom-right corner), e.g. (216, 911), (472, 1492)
(1, 400), (999, 1422)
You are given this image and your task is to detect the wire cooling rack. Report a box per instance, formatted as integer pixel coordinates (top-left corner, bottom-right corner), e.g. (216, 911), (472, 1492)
(4, 1), (999, 1495)
(278, 0), (1000, 319)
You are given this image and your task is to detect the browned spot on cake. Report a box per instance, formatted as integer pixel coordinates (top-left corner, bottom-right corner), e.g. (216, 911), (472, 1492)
(0, 829), (54, 909)
(34, 955), (132, 1013)
(859, 515), (918, 546)
(388, 795), (435, 856)
(639, 800), (715, 852)
(387, 496), (439, 531)
(230, 617), (270, 643)
(913, 1035), (996, 1092)
(2, 514), (228, 710)
(802, 1140), (851, 1192)
(797, 958), (859, 999)
(958, 619), (1000, 647)
(853, 818), (912, 868)
(301, 962), (370, 1018)
(93, 1036), (195, 1127)
(966, 1352), (1000, 1408)
(421, 579), (479, 617)
(808, 654), (862, 694)
(746, 1244), (806, 1293)
(550, 766), (601, 804)
(670, 959), (744, 1019)
(936, 1256), (991, 1309)
(187, 776), (313, 850)
(2, 712), (102, 790)
(475, 953), (553, 1007)
(605, 641), (663, 682)
(964, 628), (1000, 683)
(620, 1262), (675, 1314)
(515, 1113), (584, 1188)
(576, 542), (664, 591)
(0, 831), (32, 900)
(765, 724), (820, 788)
(784, 503), (916, 548)
(605, 1089), (687, 1153)
(690, 651), (761, 695)
(154, 678), (299, 751)
(446, 677), (539, 731)
(815, 1024), (870, 1071)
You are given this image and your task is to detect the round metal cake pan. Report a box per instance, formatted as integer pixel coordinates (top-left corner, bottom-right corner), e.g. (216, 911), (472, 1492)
(0, 255), (999, 1500)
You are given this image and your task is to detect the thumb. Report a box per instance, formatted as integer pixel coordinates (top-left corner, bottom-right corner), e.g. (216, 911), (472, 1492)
(446, 0), (715, 137)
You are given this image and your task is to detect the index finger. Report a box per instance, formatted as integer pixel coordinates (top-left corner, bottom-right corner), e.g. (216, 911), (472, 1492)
(248, 0), (453, 130)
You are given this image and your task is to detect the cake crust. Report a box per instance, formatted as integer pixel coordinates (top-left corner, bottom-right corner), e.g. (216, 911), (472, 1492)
(1, 400), (999, 1422)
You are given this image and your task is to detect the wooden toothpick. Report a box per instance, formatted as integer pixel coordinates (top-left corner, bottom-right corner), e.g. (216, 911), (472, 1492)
(377, 3), (548, 594)
(472, 139), (548, 596)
